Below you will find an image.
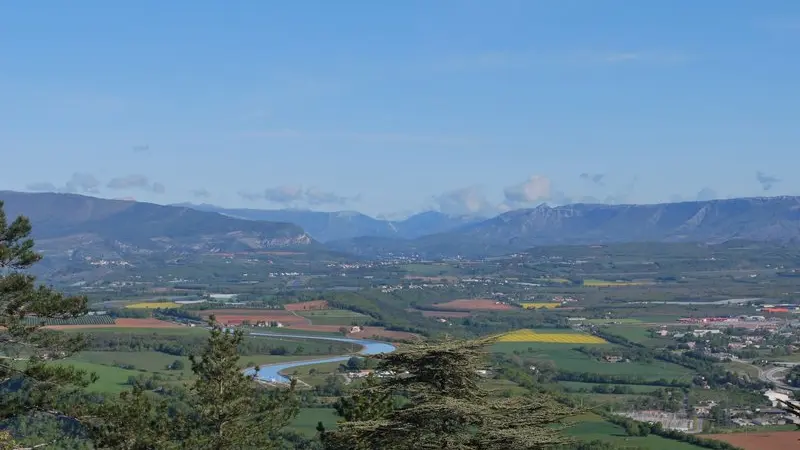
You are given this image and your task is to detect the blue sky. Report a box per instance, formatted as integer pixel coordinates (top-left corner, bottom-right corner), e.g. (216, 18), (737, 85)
(1, 1), (799, 217)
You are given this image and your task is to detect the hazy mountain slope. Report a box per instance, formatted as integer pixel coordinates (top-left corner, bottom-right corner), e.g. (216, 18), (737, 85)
(333, 197), (800, 257)
(0, 192), (314, 257)
(175, 203), (481, 241)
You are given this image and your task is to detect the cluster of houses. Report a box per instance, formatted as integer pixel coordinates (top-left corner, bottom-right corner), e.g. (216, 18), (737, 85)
(691, 391), (800, 427)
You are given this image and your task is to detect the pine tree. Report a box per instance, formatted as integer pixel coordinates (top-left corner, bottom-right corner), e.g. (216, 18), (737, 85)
(84, 385), (184, 450)
(86, 319), (300, 449)
(182, 321), (300, 449)
(322, 338), (577, 450)
(0, 201), (91, 420)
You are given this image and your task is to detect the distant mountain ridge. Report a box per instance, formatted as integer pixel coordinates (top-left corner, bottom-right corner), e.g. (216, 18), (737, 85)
(327, 196), (800, 257)
(6, 192), (800, 262)
(174, 203), (482, 242)
(0, 192), (315, 260)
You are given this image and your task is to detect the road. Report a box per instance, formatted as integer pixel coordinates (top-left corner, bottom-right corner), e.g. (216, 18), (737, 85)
(742, 361), (793, 390)
(762, 366), (792, 389)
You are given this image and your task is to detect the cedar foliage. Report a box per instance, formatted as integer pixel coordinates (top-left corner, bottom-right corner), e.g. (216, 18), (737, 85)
(0, 200), (91, 420)
(332, 374), (393, 422)
(321, 338), (576, 450)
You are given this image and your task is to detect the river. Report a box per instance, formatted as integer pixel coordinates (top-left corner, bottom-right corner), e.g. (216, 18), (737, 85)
(243, 332), (396, 383)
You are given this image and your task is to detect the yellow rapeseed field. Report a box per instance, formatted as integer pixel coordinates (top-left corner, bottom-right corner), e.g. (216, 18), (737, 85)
(520, 302), (561, 309)
(125, 302), (180, 309)
(496, 329), (607, 344)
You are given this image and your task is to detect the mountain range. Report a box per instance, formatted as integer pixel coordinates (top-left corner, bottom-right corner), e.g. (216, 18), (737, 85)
(0, 191), (314, 262)
(172, 203), (481, 242)
(3, 191), (800, 261)
(353, 196), (800, 257)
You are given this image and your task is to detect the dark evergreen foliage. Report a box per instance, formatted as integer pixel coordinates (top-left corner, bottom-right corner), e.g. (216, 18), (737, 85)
(322, 338), (576, 450)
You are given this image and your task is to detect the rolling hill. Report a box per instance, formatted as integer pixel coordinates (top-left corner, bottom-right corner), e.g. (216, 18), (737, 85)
(0, 191), (315, 259)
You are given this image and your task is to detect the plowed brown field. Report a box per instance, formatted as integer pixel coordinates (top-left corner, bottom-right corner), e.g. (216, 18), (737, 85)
(705, 431), (800, 449)
(432, 299), (515, 311)
(200, 309), (309, 326)
(284, 300), (328, 311)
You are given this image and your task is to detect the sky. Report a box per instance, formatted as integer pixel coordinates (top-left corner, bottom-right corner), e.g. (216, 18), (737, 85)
(1, 1), (799, 218)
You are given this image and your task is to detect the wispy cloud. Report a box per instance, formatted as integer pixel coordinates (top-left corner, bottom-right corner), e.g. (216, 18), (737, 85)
(579, 173), (605, 185)
(504, 176), (552, 205)
(26, 173), (100, 194)
(107, 175), (166, 194)
(192, 188), (212, 199)
(756, 171), (780, 191)
(432, 186), (497, 216)
(238, 185), (355, 207)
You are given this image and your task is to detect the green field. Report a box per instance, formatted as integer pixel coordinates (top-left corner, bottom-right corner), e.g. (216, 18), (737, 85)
(559, 381), (664, 393)
(492, 343), (691, 380)
(400, 263), (458, 276)
(281, 361), (346, 386)
(291, 408), (339, 436)
(602, 324), (673, 347)
(296, 309), (370, 326)
(61, 350), (338, 393)
(722, 361), (760, 378)
(568, 415), (706, 449)
(55, 360), (143, 393)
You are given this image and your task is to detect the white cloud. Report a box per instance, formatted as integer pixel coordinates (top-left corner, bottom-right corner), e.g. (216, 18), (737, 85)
(504, 176), (552, 204)
(432, 186), (496, 216)
(239, 185), (353, 206)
